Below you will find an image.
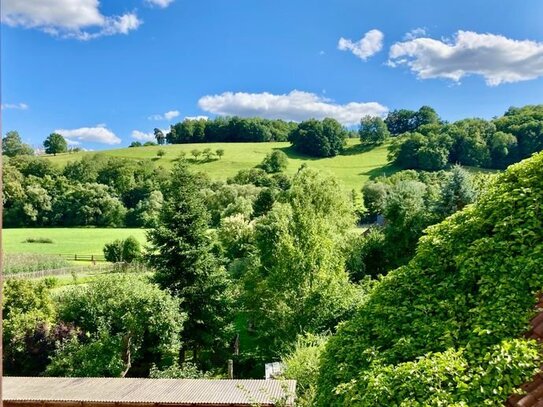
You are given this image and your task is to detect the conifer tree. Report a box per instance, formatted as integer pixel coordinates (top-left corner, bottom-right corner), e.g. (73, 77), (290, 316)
(147, 163), (233, 364)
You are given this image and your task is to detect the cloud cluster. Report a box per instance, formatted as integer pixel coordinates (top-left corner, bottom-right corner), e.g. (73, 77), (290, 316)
(198, 90), (387, 126)
(338, 29), (384, 60)
(1, 0), (145, 39)
(1, 102), (28, 110)
(389, 30), (543, 85)
(148, 110), (180, 121)
(132, 129), (169, 142)
(55, 125), (121, 145)
(146, 0), (175, 8)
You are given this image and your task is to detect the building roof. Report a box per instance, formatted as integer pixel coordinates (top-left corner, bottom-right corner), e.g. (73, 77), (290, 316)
(4, 377), (296, 406)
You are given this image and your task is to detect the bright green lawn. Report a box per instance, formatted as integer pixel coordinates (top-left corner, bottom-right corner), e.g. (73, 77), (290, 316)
(3, 228), (148, 256)
(46, 139), (398, 190)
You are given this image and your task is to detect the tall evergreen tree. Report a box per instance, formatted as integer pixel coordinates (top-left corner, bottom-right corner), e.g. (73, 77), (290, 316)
(146, 163), (233, 364)
(439, 165), (475, 216)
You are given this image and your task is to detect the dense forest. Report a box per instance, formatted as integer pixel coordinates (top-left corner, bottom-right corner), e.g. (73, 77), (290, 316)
(3, 104), (543, 405)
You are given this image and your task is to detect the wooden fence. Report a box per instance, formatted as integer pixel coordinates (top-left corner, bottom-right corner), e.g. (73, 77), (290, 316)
(59, 254), (106, 262)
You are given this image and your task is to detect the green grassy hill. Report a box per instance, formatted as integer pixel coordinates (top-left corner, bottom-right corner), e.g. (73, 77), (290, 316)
(46, 139), (397, 190)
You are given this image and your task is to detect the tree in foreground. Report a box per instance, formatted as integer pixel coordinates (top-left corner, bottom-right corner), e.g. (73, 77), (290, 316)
(48, 275), (183, 377)
(316, 152), (543, 406)
(242, 167), (361, 361)
(359, 116), (390, 145)
(43, 133), (68, 156)
(3, 131), (34, 157)
(146, 162), (234, 365)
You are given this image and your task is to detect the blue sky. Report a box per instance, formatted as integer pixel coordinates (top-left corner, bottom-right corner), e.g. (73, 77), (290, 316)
(2, 0), (543, 149)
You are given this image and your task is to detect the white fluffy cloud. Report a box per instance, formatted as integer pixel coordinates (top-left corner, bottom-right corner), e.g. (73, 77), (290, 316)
(149, 110), (180, 121)
(1, 102), (28, 110)
(55, 125), (121, 145)
(338, 29), (384, 60)
(1, 0), (141, 40)
(145, 0), (175, 8)
(131, 130), (155, 142)
(198, 90), (387, 126)
(389, 30), (543, 86)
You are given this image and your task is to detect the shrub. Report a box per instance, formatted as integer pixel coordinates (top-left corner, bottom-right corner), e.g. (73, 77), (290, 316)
(156, 149), (166, 158)
(258, 150), (288, 173)
(103, 236), (141, 263)
(22, 237), (54, 244)
(316, 152), (543, 405)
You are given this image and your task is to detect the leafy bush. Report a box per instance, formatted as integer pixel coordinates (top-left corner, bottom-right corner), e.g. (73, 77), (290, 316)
(281, 333), (329, 407)
(51, 274), (183, 377)
(316, 151), (543, 405)
(149, 362), (211, 379)
(103, 236), (141, 263)
(258, 150), (288, 173)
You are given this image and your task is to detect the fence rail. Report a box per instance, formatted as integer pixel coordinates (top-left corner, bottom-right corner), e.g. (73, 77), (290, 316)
(59, 254), (106, 262)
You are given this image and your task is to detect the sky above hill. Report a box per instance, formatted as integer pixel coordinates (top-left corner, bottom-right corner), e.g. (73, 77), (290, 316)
(2, 0), (543, 149)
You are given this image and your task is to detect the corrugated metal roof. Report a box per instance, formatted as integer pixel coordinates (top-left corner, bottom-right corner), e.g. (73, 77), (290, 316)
(4, 377), (296, 406)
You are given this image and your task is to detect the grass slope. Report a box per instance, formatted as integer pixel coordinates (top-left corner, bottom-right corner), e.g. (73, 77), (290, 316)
(4, 228), (148, 256)
(46, 139), (397, 190)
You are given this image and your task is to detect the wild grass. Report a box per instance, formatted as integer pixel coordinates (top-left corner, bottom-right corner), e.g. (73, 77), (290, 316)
(3, 253), (70, 275)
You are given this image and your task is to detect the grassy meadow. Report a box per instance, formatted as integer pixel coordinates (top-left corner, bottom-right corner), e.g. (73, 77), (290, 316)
(45, 139), (398, 190)
(4, 228), (148, 256)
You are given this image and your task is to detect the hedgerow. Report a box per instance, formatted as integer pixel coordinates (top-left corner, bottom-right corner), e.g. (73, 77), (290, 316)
(316, 151), (543, 406)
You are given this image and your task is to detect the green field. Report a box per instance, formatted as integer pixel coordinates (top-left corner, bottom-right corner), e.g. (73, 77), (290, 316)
(4, 228), (148, 256)
(46, 139), (398, 190)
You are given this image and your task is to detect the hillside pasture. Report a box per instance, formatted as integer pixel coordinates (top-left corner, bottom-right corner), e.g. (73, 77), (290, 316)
(45, 140), (397, 190)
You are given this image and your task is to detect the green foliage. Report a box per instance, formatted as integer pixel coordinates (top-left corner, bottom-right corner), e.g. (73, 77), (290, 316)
(149, 362), (211, 379)
(439, 165), (476, 216)
(316, 152), (543, 406)
(103, 236), (141, 263)
(52, 274), (183, 376)
(147, 162), (234, 364)
(288, 118), (347, 157)
(3, 131), (34, 157)
(345, 229), (388, 280)
(258, 150), (289, 173)
(3, 279), (57, 374)
(44, 133), (68, 156)
(168, 116), (296, 144)
(156, 149), (166, 158)
(385, 106), (441, 135)
(359, 116), (390, 145)
(361, 182), (390, 217)
(281, 333), (329, 407)
(241, 167), (361, 360)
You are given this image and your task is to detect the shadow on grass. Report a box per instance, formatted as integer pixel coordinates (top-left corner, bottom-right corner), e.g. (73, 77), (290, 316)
(271, 145), (322, 161)
(361, 163), (400, 180)
(341, 143), (375, 156)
